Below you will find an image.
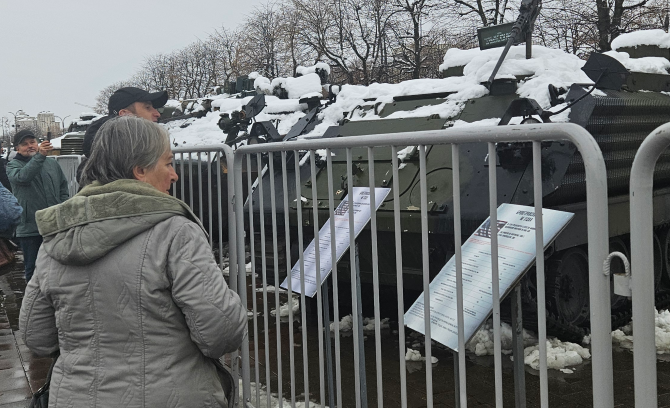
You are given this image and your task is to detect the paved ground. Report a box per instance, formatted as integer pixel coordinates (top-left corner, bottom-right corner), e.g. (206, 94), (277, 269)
(0, 257), (51, 407)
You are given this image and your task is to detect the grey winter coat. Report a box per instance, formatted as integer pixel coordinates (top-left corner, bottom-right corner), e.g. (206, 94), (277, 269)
(19, 179), (247, 408)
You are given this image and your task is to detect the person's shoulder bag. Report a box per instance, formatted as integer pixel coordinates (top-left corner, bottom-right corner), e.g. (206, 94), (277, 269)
(28, 352), (59, 408)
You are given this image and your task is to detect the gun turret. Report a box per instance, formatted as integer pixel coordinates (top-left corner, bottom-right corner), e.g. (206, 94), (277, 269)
(486, 0), (542, 90)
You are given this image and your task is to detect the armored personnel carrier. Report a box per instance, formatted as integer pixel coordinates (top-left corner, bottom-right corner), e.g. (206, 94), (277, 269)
(243, 0), (670, 341)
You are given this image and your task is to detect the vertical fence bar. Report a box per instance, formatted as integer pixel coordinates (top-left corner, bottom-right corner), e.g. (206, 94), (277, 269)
(207, 152), (214, 247)
(281, 151), (297, 407)
(419, 145), (433, 408)
(223, 148), (239, 386)
(197, 153), (203, 222)
(188, 152), (194, 210)
(487, 142), (503, 407)
(180, 152), (185, 201)
(246, 154), (261, 408)
(532, 141), (548, 407)
(257, 153), (272, 408)
(452, 144), (467, 407)
(629, 125), (670, 407)
(326, 148), (343, 408)
(234, 151), (252, 406)
(367, 147), (384, 408)
(295, 151), (310, 408)
(347, 147), (363, 408)
(309, 150), (327, 407)
(216, 153), (225, 269)
(391, 146), (408, 408)
(268, 154), (284, 407)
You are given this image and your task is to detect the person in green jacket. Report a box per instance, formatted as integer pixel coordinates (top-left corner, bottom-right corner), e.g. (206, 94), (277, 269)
(7, 129), (69, 281)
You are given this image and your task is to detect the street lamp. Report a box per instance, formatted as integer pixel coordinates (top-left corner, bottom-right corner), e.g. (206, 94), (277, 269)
(7, 110), (25, 133)
(54, 115), (71, 134)
(0, 117), (8, 141)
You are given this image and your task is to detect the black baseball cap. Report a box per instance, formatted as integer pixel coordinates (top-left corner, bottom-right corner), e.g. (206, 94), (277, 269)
(13, 129), (36, 147)
(108, 87), (169, 115)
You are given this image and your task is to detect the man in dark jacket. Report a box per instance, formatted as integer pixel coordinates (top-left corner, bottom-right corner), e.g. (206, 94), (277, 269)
(77, 87), (168, 183)
(7, 129), (69, 281)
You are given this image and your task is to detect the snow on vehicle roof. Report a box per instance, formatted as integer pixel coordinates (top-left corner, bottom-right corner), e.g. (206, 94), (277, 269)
(296, 62), (331, 75)
(611, 29), (670, 50)
(164, 37), (670, 147)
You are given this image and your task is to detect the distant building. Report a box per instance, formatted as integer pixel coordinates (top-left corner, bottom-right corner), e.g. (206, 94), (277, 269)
(16, 116), (38, 133)
(36, 112), (61, 136)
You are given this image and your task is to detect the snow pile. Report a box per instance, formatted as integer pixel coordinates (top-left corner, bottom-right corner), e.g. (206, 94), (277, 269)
(283, 73), (322, 99)
(405, 348), (438, 364)
(296, 62), (331, 76)
(523, 339), (591, 372)
(611, 29), (670, 50)
(330, 314), (353, 332)
(165, 94), (306, 146)
(238, 379), (326, 408)
(467, 321), (590, 372)
(467, 321), (537, 356)
(164, 99), (182, 109)
(222, 262), (252, 276)
(603, 50), (670, 75)
(329, 314), (390, 332)
(612, 308), (670, 354)
(254, 75), (273, 94)
(270, 296), (300, 317)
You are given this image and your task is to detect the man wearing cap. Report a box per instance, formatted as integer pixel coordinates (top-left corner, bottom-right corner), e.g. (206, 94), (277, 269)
(76, 87), (168, 184)
(81, 87), (168, 158)
(7, 130), (69, 282)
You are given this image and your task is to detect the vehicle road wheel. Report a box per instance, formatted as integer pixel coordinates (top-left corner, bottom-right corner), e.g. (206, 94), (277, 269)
(546, 247), (590, 327)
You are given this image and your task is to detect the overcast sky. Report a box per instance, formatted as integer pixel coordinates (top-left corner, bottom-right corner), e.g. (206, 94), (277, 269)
(0, 0), (261, 131)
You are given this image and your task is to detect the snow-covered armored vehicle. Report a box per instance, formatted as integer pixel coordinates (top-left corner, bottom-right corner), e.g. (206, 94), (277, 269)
(245, 11), (670, 339)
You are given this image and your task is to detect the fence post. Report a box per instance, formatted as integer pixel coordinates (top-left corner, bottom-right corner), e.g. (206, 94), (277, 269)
(629, 123), (670, 408)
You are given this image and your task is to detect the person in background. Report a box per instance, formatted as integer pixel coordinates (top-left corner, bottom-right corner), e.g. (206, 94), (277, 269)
(20, 116), (246, 407)
(0, 141), (11, 192)
(0, 182), (22, 234)
(7, 129), (69, 282)
(76, 87), (168, 183)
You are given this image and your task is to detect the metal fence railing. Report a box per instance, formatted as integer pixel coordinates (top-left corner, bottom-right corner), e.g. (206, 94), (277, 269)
(54, 154), (82, 198)
(629, 122), (670, 408)
(231, 123), (613, 408)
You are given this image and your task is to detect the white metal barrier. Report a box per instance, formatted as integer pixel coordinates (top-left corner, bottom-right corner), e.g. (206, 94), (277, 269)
(629, 122), (670, 407)
(54, 155), (82, 198)
(230, 123), (613, 408)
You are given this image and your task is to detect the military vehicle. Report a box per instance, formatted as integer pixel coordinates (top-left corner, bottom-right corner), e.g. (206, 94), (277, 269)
(241, 0), (670, 341)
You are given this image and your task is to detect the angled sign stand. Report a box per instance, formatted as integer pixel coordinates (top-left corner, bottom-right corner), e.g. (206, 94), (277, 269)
(281, 187), (391, 297)
(404, 203), (574, 352)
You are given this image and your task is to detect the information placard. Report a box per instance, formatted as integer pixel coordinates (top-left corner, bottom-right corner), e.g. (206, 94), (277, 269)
(281, 187), (391, 297)
(404, 203), (574, 352)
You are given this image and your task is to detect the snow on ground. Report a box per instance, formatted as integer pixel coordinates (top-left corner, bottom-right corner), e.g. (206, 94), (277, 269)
(329, 314), (390, 332)
(612, 308), (670, 355)
(222, 262), (252, 276)
(238, 379), (327, 408)
(405, 348), (438, 364)
(270, 296), (300, 317)
(463, 320), (591, 372)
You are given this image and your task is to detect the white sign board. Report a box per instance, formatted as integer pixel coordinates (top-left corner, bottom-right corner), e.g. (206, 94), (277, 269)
(404, 203), (573, 352)
(281, 187), (391, 297)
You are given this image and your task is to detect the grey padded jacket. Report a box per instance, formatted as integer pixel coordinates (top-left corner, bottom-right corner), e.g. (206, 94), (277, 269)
(19, 180), (247, 408)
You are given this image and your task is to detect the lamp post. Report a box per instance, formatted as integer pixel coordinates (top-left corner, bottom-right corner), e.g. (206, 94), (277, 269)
(7, 110), (25, 133)
(54, 115), (70, 135)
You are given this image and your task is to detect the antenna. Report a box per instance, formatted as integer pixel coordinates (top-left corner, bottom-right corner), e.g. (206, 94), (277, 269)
(74, 102), (96, 110)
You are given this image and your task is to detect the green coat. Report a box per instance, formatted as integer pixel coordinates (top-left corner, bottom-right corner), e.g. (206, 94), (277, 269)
(7, 153), (69, 237)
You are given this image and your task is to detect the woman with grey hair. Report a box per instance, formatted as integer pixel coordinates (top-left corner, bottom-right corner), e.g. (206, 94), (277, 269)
(19, 116), (246, 408)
